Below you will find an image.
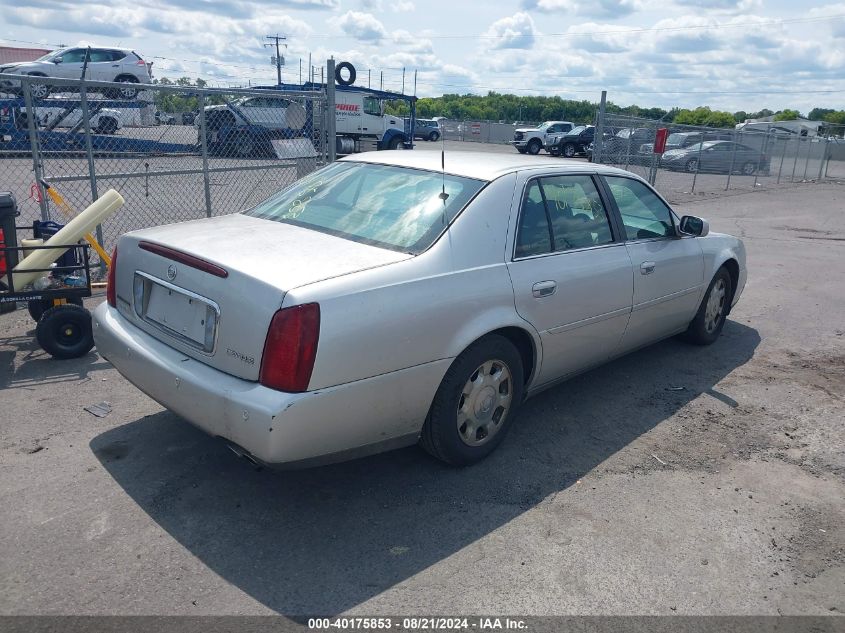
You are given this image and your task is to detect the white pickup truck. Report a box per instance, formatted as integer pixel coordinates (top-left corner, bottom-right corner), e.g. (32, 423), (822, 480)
(510, 120), (574, 154)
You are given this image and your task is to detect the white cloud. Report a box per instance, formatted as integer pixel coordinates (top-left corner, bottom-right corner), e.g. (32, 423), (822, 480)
(522, 0), (642, 19)
(483, 12), (536, 50)
(333, 10), (388, 42)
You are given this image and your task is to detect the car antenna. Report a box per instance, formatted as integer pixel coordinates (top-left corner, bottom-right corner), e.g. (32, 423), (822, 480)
(439, 147), (449, 224)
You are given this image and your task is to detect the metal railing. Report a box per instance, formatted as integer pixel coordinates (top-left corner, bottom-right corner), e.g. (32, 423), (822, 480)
(591, 113), (844, 202)
(0, 73), (328, 265)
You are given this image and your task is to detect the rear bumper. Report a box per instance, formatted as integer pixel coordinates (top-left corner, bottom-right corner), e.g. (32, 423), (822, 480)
(92, 303), (449, 465)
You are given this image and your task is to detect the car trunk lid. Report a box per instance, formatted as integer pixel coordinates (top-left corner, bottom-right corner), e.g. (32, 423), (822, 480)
(114, 213), (411, 381)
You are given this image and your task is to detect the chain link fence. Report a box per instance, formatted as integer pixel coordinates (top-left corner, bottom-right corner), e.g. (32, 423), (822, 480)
(592, 114), (844, 203)
(1, 74), (327, 270)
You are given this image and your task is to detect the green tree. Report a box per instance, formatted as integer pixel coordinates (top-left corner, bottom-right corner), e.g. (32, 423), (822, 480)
(774, 109), (801, 121)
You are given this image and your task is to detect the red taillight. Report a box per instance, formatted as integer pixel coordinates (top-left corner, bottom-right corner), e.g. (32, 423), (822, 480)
(139, 241), (228, 278)
(106, 246), (118, 307)
(259, 303), (320, 393)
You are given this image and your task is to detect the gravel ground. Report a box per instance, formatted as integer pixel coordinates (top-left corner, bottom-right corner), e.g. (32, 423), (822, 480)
(0, 173), (843, 617)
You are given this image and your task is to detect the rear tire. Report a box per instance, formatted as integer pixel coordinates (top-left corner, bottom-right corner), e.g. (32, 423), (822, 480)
(111, 76), (139, 99)
(682, 267), (732, 346)
(428, 131), (440, 142)
(36, 304), (94, 359)
(741, 161), (756, 175)
(685, 158), (699, 173)
(95, 117), (118, 134)
(387, 135), (403, 150)
(420, 335), (524, 466)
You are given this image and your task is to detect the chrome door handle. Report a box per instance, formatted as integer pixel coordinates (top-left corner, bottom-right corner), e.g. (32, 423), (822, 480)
(532, 280), (557, 298)
(640, 261), (656, 275)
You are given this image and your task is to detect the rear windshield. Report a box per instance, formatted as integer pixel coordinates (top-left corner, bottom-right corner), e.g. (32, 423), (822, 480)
(245, 161), (486, 254)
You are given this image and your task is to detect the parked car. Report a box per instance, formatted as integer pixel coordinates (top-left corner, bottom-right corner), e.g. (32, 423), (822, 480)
(597, 127), (655, 162)
(39, 106), (123, 135)
(155, 111), (176, 125)
(638, 131), (733, 156)
(0, 47), (152, 100)
(546, 125), (595, 157)
(94, 152), (746, 467)
(660, 140), (770, 174)
(510, 121), (574, 155)
(201, 96), (306, 132)
(413, 118), (441, 141)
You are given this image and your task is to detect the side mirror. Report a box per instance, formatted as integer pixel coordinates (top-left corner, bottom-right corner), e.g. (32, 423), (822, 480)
(52, 57), (63, 64)
(678, 215), (709, 237)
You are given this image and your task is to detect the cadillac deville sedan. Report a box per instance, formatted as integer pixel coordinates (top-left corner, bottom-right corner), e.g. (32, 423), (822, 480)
(93, 152), (747, 467)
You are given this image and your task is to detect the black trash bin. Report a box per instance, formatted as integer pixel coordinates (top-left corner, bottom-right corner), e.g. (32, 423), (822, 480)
(0, 192), (19, 311)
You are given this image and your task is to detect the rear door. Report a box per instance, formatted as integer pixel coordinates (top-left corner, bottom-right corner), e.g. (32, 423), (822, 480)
(600, 175), (704, 353)
(506, 172), (633, 386)
(85, 49), (115, 81)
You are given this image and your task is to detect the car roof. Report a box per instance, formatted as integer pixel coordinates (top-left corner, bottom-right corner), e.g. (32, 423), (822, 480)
(341, 151), (635, 181)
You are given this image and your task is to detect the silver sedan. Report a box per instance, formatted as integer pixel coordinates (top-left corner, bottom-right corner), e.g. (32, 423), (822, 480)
(93, 152), (747, 467)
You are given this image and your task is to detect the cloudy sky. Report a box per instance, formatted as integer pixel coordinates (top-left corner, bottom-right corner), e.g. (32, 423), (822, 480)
(1, 0), (844, 113)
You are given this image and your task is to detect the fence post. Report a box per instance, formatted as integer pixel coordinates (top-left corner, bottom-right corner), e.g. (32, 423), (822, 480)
(776, 136), (787, 184)
(198, 91), (213, 217)
(326, 58), (337, 162)
(21, 77), (50, 222)
(690, 139), (704, 193)
(816, 138), (828, 181)
(594, 90), (606, 164)
(802, 138), (811, 180)
(725, 131), (739, 191)
(78, 82), (106, 273)
(790, 136), (800, 182)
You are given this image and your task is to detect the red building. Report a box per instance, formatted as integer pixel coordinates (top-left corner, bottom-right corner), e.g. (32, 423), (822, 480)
(0, 46), (53, 65)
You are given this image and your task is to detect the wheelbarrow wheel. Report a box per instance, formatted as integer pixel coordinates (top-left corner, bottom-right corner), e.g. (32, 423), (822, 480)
(36, 304), (94, 359)
(28, 296), (83, 322)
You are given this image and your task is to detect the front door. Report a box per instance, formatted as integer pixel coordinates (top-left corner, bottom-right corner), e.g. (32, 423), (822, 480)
(601, 175), (704, 353)
(507, 173), (633, 387)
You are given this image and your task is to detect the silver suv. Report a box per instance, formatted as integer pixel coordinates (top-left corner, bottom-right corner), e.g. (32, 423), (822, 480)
(0, 47), (152, 100)
(413, 119), (441, 141)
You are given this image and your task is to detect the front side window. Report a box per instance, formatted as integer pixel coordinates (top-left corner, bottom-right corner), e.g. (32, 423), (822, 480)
(515, 175), (614, 258)
(604, 176), (674, 241)
(363, 97), (382, 116)
(245, 162), (485, 254)
(59, 49), (87, 63)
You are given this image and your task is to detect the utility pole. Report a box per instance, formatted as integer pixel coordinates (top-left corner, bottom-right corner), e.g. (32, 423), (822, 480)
(265, 34), (286, 86)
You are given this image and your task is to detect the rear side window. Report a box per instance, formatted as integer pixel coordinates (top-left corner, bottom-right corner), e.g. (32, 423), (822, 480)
(110, 50), (128, 61)
(88, 49), (113, 62)
(515, 175), (614, 257)
(604, 176), (674, 240)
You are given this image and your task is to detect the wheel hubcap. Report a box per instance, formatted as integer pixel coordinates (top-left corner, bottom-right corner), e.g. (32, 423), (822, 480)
(32, 84), (47, 98)
(704, 278), (727, 333)
(456, 359), (513, 447)
(58, 322), (82, 347)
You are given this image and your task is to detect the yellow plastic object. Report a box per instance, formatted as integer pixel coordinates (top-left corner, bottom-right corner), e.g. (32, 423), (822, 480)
(11, 189), (124, 289)
(42, 183), (112, 266)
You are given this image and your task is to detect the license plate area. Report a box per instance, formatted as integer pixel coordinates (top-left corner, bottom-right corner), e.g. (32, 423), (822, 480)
(133, 271), (219, 354)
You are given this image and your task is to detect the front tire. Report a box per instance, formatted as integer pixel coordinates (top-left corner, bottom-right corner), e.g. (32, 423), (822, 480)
(527, 139), (542, 155)
(685, 158), (699, 173)
(562, 143), (577, 158)
(420, 335), (524, 466)
(516, 147), (527, 154)
(28, 75), (50, 100)
(683, 267), (732, 345)
(741, 161), (756, 176)
(387, 135), (403, 150)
